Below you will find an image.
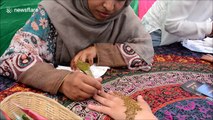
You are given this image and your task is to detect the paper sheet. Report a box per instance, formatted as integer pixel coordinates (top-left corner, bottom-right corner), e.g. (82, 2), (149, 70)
(182, 37), (213, 54)
(56, 65), (109, 78)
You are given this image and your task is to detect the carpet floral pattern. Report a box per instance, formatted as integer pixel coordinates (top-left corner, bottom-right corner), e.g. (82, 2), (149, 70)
(0, 43), (212, 120)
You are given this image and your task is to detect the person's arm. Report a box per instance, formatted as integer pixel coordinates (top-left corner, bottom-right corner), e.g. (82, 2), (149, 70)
(0, 5), (53, 79)
(71, 43), (152, 71)
(201, 54), (213, 63)
(164, 0), (212, 39)
(0, 5), (103, 100)
(18, 62), (70, 94)
(0, 5), (69, 94)
(95, 43), (127, 67)
(95, 43), (152, 71)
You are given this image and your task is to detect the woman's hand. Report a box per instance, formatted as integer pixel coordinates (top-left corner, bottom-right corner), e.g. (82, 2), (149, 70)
(59, 71), (102, 101)
(201, 54), (213, 63)
(71, 46), (97, 70)
(88, 91), (157, 120)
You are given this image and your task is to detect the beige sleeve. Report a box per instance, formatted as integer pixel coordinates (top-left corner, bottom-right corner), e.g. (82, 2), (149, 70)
(17, 62), (70, 94)
(95, 43), (127, 67)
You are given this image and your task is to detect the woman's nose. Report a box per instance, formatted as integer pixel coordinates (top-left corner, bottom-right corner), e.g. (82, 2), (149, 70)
(103, 0), (115, 12)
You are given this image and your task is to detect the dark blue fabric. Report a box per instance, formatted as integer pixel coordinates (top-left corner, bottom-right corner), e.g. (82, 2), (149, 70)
(0, 75), (15, 92)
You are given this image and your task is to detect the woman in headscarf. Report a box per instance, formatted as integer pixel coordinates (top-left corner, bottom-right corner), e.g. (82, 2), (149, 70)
(0, 0), (154, 101)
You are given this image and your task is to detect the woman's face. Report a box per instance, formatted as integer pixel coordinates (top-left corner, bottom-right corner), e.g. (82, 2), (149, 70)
(88, 0), (126, 21)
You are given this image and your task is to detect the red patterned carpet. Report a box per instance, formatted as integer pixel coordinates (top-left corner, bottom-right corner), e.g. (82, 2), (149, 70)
(0, 43), (213, 120)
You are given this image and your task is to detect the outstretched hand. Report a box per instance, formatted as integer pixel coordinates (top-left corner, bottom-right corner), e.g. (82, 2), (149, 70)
(71, 46), (97, 70)
(88, 90), (157, 120)
(201, 54), (213, 63)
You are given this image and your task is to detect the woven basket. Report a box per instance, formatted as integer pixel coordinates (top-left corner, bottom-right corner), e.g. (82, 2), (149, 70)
(0, 92), (82, 120)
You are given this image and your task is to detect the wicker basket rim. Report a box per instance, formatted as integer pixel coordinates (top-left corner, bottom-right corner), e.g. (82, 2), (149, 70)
(0, 92), (82, 120)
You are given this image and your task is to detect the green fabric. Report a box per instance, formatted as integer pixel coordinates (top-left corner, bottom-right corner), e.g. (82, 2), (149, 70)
(0, 0), (40, 56)
(130, 0), (138, 15)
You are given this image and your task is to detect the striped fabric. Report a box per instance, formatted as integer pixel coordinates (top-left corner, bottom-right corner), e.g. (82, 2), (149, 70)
(131, 0), (156, 19)
(130, 0), (139, 15)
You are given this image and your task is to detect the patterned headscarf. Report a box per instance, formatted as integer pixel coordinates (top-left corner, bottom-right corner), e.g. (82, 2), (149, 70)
(40, 0), (153, 65)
